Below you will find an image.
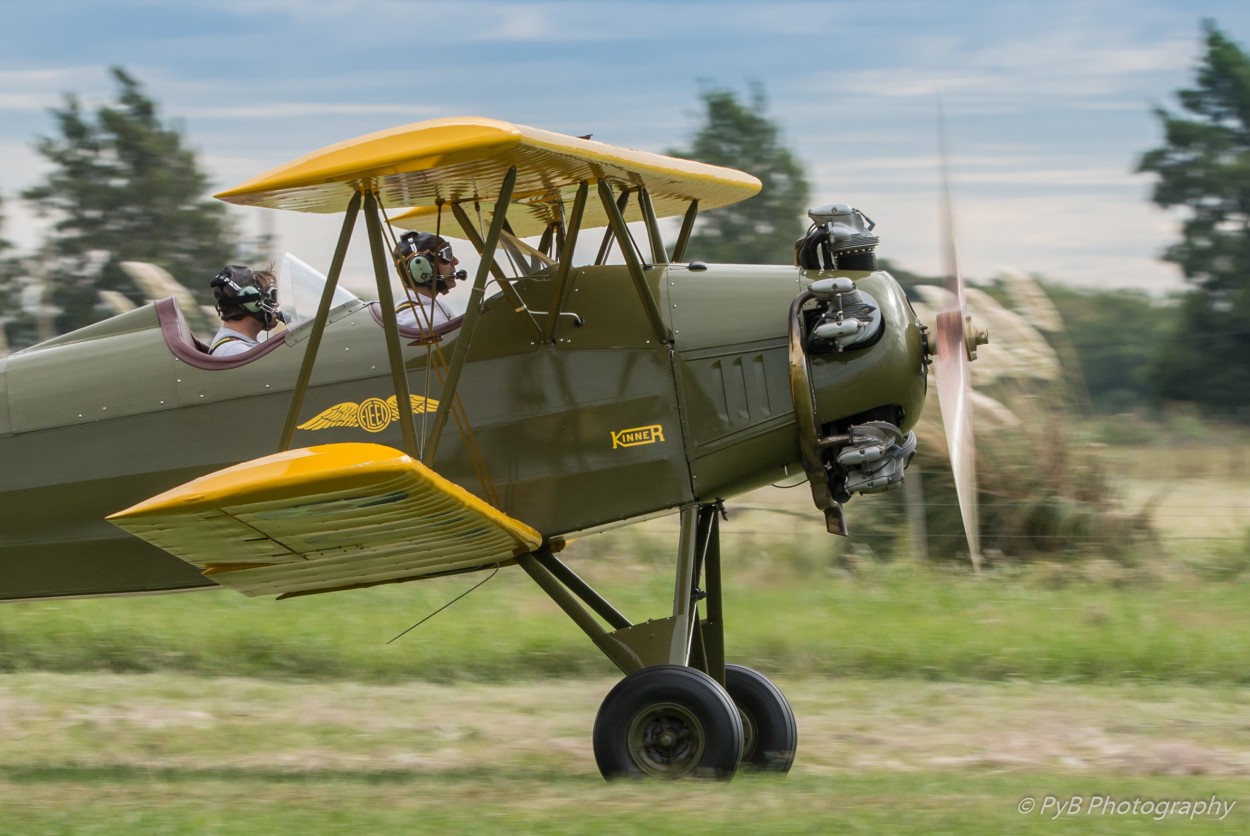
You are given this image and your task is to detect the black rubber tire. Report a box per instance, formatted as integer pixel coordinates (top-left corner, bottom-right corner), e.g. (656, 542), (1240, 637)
(592, 665), (744, 780)
(724, 664), (798, 773)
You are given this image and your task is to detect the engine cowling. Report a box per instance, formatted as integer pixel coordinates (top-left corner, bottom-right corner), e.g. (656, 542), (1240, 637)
(787, 270), (929, 534)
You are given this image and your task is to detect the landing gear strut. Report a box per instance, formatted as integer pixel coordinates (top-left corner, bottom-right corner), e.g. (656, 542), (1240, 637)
(518, 502), (798, 780)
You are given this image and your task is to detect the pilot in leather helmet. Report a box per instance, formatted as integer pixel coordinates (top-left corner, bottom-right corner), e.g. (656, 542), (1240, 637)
(392, 231), (465, 331)
(208, 264), (287, 356)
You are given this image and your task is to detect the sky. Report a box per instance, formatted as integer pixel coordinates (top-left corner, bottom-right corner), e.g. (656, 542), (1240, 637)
(1, 0), (1248, 299)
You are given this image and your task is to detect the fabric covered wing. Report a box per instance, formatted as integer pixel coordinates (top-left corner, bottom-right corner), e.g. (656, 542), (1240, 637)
(108, 443), (541, 598)
(213, 116), (761, 223)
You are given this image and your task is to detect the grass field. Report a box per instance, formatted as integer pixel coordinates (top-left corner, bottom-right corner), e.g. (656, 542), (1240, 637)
(4, 550), (1250, 684)
(2, 424), (1248, 832)
(1, 674), (1246, 833)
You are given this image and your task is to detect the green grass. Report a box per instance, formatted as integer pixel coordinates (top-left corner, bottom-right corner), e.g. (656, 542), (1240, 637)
(3, 552), (1250, 685)
(2, 770), (1244, 834)
(1, 673), (1246, 834)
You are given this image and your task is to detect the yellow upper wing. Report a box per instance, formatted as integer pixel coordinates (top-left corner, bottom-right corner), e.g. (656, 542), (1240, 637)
(213, 116), (761, 232)
(108, 443), (541, 598)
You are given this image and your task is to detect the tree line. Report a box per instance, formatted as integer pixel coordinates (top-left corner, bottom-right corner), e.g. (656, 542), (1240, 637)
(1, 69), (240, 349)
(2, 24), (1248, 419)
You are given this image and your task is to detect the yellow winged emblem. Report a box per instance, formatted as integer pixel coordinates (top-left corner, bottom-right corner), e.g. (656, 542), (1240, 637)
(298, 395), (438, 433)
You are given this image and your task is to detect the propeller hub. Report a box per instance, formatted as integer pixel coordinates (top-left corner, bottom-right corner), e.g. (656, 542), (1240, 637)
(965, 317), (989, 361)
(933, 311), (989, 362)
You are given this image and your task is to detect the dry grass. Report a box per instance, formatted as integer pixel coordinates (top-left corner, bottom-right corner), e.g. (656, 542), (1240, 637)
(4, 674), (1248, 778)
(2, 674), (1247, 833)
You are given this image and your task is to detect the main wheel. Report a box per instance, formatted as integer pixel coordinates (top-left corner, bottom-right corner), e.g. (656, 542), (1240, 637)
(724, 664), (797, 773)
(593, 665), (744, 780)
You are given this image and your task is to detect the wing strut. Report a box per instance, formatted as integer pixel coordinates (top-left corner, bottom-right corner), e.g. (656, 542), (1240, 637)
(671, 200), (699, 264)
(364, 189), (421, 457)
(637, 187), (668, 265)
(598, 181), (671, 345)
(424, 166), (518, 465)
(541, 180), (589, 343)
(280, 189), (424, 459)
(279, 191), (362, 452)
(595, 188), (631, 265)
(447, 203), (544, 342)
(536, 224), (556, 264)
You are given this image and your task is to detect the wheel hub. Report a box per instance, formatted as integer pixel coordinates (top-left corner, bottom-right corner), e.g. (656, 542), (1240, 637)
(627, 701), (705, 778)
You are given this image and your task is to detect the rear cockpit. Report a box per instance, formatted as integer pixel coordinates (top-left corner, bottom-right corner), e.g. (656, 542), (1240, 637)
(158, 253), (364, 369)
(155, 297), (286, 369)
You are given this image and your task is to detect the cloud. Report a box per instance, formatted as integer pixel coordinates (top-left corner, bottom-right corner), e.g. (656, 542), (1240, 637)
(0, 94), (53, 112)
(0, 0), (1239, 298)
(855, 186), (1184, 291)
(0, 68), (82, 86)
(791, 15), (1200, 106)
(813, 154), (1153, 189)
(0, 66), (105, 113)
(179, 102), (437, 120)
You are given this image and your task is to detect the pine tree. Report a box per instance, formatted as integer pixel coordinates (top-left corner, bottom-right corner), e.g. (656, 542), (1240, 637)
(1137, 22), (1250, 415)
(668, 84), (810, 264)
(21, 67), (237, 335)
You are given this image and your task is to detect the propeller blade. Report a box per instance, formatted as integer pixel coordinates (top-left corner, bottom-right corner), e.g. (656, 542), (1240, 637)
(935, 308), (981, 571)
(934, 104), (983, 572)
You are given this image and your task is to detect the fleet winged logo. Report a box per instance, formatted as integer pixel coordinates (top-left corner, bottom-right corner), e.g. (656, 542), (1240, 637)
(298, 395), (439, 433)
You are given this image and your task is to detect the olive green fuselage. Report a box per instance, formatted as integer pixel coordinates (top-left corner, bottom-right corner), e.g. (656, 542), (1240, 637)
(0, 264), (926, 600)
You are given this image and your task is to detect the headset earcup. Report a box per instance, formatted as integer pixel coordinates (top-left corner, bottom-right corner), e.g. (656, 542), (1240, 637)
(408, 255), (436, 283)
(236, 286), (262, 312)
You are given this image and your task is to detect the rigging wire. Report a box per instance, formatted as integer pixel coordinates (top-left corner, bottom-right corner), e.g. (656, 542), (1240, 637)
(419, 199), (446, 445)
(373, 194), (501, 506)
(386, 564), (500, 645)
(377, 196), (431, 459)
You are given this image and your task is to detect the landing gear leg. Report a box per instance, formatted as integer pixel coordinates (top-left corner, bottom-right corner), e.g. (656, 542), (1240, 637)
(518, 502), (796, 779)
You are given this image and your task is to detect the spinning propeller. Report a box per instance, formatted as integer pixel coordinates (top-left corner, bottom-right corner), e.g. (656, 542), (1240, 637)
(933, 114), (989, 571)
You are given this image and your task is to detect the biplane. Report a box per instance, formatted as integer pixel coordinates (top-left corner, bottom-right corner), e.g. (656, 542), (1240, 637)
(0, 116), (986, 779)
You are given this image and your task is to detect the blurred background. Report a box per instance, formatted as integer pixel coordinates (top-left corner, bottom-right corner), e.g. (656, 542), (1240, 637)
(2, 2), (1249, 830)
(3, 0), (1248, 558)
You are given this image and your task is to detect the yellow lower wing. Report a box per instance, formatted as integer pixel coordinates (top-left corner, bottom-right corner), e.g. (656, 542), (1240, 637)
(108, 443), (541, 598)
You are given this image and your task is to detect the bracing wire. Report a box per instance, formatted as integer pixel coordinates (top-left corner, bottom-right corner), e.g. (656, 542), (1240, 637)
(396, 196), (500, 507)
(377, 197), (433, 459)
(418, 200), (445, 445)
(386, 565), (500, 645)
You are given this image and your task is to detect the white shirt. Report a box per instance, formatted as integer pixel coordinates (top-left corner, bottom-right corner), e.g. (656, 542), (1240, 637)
(396, 294), (456, 331)
(209, 325), (260, 356)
